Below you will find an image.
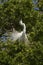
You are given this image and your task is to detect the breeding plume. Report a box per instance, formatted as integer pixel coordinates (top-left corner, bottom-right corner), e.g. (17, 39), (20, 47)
(11, 20), (28, 43)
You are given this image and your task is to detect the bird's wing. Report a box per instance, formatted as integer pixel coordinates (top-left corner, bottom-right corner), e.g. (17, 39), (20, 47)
(10, 29), (22, 41)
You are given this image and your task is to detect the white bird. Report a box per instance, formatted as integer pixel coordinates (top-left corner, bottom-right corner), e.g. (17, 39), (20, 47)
(10, 20), (28, 44)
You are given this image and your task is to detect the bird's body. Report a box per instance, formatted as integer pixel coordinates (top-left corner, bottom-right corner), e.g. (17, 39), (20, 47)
(11, 31), (23, 41)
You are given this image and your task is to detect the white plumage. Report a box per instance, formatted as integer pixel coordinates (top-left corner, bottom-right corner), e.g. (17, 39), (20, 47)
(11, 20), (28, 43)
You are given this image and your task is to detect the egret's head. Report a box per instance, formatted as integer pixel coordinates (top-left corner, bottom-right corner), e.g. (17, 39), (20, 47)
(19, 19), (23, 25)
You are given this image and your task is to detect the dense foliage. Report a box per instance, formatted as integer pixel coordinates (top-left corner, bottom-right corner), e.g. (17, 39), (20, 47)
(0, 0), (43, 65)
(0, 41), (43, 65)
(38, 0), (43, 11)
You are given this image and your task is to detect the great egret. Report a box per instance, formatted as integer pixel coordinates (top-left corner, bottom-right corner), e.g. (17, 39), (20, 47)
(11, 20), (28, 43)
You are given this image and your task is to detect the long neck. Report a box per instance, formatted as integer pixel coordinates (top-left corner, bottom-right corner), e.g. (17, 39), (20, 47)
(22, 23), (26, 34)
